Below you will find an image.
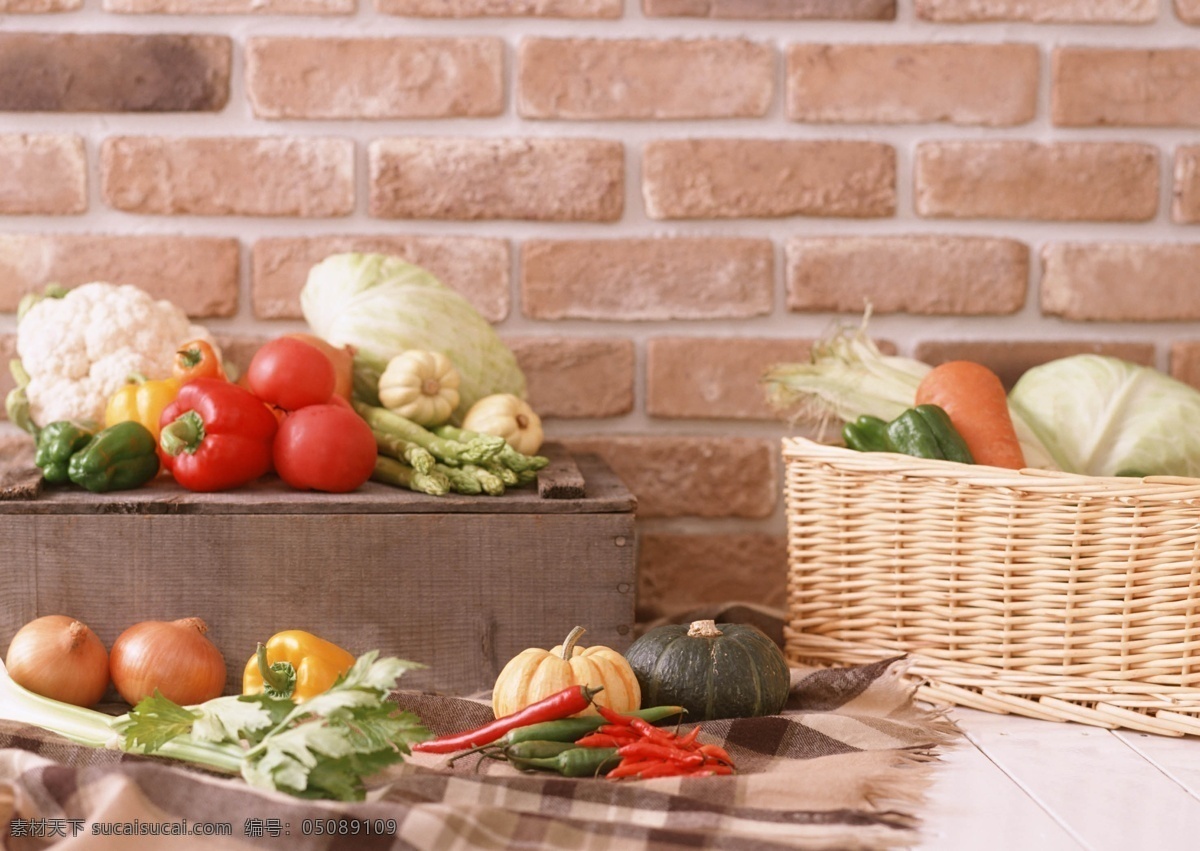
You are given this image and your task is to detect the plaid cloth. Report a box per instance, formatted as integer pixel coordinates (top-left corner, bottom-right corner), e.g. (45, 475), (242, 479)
(0, 657), (958, 851)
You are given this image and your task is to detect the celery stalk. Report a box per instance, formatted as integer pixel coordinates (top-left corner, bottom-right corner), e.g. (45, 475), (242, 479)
(0, 659), (243, 775)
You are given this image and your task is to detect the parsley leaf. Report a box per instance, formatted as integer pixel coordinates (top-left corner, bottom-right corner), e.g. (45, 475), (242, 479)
(117, 693), (199, 753)
(112, 652), (430, 801)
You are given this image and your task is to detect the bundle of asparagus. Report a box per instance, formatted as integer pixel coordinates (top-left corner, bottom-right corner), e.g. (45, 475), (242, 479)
(354, 402), (548, 497)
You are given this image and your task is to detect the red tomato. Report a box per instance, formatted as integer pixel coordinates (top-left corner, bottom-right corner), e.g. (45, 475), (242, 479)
(273, 404), (376, 493)
(246, 337), (336, 412)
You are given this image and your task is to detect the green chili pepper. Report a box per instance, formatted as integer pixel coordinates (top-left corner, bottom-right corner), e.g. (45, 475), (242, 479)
(503, 740), (579, 760)
(446, 705), (686, 765)
(34, 421), (95, 484)
(842, 415), (891, 453)
(505, 745), (620, 778)
(66, 421), (160, 493)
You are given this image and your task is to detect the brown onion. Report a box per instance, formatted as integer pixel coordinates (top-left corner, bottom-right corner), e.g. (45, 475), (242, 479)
(5, 615), (110, 707)
(110, 618), (226, 706)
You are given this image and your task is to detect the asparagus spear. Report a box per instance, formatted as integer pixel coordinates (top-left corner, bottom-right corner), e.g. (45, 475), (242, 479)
(371, 455), (450, 496)
(481, 460), (519, 486)
(460, 464), (506, 496)
(433, 463), (483, 495)
(433, 424), (549, 473)
(373, 429), (436, 474)
(355, 403), (504, 466)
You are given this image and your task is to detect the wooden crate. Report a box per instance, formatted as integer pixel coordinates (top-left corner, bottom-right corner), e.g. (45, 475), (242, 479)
(0, 445), (637, 696)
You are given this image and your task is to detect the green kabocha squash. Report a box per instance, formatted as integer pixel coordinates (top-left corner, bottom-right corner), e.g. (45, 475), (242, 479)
(624, 619), (790, 721)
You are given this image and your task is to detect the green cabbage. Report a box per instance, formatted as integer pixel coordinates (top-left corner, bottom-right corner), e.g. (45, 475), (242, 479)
(300, 253), (525, 420)
(1008, 354), (1200, 478)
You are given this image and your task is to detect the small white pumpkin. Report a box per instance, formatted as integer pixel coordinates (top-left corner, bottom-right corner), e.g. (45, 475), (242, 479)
(378, 350), (461, 427)
(462, 393), (544, 455)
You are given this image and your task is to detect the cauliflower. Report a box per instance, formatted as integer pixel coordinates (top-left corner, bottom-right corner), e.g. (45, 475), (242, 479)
(14, 283), (216, 428)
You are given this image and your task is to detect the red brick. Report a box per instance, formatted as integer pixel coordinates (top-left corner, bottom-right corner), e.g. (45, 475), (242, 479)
(504, 337), (634, 418)
(636, 533), (788, 623)
(0, 34), (229, 112)
(560, 435), (777, 518)
(0, 234), (239, 318)
(1041, 243), (1200, 321)
(787, 236), (1027, 315)
(246, 37), (503, 120)
(1174, 146), (1200, 224)
(915, 0), (1155, 22)
(914, 340), (1156, 391)
(1, 0), (80, 10)
(1179, 0), (1200, 23)
(647, 338), (815, 420)
(787, 43), (1037, 126)
(518, 38), (772, 120)
(101, 136), (355, 218)
(1053, 48), (1200, 128)
(370, 138), (623, 222)
(645, 0), (894, 18)
(251, 236), (510, 322)
(915, 141), (1158, 222)
(107, 0), (350, 12)
(212, 335), (268, 381)
(376, 0), (619, 15)
(1170, 341), (1200, 389)
(0, 135), (86, 216)
(643, 139), (895, 219)
(521, 238), (773, 320)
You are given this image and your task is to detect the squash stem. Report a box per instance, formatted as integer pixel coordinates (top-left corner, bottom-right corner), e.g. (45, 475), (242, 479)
(687, 620), (723, 638)
(560, 626), (587, 660)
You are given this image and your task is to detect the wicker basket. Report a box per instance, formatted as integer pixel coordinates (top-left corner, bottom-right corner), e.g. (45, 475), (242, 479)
(782, 436), (1200, 737)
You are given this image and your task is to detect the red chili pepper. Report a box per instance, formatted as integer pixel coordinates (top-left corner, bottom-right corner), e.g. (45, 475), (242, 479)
(574, 733), (630, 749)
(414, 685), (602, 754)
(633, 761), (689, 779)
(597, 724), (639, 739)
(158, 378), (278, 492)
(698, 743), (734, 766)
(605, 758), (661, 779)
(630, 717), (676, 741)
(618, 742), (705, 766)
(686, 764), (733, 777)
(597, 705), (632, 726)
(676, 727), (700, 748)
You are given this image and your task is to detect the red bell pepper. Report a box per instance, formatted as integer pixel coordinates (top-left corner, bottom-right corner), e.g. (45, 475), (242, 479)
(158, 377), (278, 492)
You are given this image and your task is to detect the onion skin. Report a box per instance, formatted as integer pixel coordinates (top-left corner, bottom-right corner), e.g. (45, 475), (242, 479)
(110, 618), (227, 707)
(5, 615), (110, 708)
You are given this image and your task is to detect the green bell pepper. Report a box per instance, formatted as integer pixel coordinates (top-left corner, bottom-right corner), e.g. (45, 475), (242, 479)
(843, 404), (974, 465)
(842, 415), (892, 453)
(66, 421), (160, 493)
(34, 421), (95, 484)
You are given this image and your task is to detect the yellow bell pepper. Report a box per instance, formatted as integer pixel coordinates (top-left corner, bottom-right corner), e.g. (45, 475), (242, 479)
(105, 374), (181, 440)
(242, 630), (356, 703)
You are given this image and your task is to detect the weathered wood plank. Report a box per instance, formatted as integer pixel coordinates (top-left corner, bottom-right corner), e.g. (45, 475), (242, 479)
(0, 467), (40, 501)
(538, 444), (586, 500)
(958, 709), (1200, 851)
(918, 714), (1084, 850)
(1114, 729), (1200, 803)
(0, 447), (634, 516)
(0, 434), (40, 500)
(4, 511), (637, 697)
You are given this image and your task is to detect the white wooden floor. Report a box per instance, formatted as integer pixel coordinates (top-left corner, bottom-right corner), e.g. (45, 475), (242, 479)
(918, 708), (1200, 850)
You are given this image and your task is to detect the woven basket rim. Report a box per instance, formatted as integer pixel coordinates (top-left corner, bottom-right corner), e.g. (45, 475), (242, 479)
(781, 436), (1200, 501)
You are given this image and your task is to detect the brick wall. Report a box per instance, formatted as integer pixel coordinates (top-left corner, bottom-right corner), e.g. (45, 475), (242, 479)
(1, 1), (1198, 624)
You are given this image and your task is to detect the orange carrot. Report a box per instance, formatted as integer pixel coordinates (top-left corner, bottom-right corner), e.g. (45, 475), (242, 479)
(914, 361), (1026, 469)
